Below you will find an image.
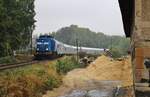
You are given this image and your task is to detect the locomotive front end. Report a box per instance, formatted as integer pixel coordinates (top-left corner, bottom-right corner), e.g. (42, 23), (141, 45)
(34, 35), (56, 59)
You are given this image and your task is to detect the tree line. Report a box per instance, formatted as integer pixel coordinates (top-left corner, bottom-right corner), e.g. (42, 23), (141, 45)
(0, 0), (35, 57)
(51, 25), (130, 57)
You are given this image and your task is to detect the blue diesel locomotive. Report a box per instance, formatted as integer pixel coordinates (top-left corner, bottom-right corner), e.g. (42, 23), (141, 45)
(34, 35), (108, 59)
(35, 35), (57, 58)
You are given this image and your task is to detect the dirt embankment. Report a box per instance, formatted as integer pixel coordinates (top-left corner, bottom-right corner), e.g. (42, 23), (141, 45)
(43, 55), (133, 97)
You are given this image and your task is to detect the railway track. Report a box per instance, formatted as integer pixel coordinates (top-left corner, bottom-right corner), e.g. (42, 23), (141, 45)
(0, 61), (39, 70)
(0, 56), (63, 70)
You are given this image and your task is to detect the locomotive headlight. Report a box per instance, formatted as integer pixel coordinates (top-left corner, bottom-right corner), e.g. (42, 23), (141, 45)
(37, 48), (39, 51)
(46, 48), (48, 51)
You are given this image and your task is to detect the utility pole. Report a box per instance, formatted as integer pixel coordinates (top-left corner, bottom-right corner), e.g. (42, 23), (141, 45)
(111, 36), (112, 50)
(76, 38), (79, 63)
(30, 30), (32, 55)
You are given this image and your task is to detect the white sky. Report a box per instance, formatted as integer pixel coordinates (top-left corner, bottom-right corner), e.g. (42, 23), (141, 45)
(34, 0), (125, 36)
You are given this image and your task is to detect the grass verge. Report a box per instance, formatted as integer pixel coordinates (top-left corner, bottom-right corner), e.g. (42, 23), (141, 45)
(0, 56), (82, 97)
(0, 55), (33, 64)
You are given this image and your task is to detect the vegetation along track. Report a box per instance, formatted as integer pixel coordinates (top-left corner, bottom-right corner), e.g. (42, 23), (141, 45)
(0, 61), (39, 70)
(0, 56), (63, 70)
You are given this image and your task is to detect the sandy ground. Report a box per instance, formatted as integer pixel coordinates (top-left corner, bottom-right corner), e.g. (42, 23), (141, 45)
(43, 55), (134, 97)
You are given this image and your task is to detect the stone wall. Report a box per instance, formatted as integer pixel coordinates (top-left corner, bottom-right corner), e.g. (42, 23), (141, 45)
(132, 0), (150, 82)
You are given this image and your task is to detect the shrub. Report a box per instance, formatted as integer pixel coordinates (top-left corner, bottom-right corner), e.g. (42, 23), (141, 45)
(56, 56), (81, 74)
(110, 48), (122, 58)
(43, 76), (61, 90)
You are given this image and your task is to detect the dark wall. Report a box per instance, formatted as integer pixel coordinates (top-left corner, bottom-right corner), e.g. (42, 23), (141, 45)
(118, 0), (135, 37)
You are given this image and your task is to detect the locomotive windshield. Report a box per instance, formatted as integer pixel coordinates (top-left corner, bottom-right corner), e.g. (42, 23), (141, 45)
(36, 39), (50, 46)
(39, 35), (53, 39)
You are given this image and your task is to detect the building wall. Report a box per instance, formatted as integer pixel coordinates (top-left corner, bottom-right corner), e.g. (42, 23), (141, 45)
(132, 0), (150, 82)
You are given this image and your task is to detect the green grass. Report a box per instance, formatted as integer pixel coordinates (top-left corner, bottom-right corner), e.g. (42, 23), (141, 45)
(0, 55), (33, 64)
(0, 56), (18, 64)
(56, 56), (81, 74)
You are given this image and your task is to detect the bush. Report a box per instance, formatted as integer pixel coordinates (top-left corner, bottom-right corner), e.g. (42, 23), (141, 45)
(110, 48), (122, 58)
(44, 76), (61, 90)
(56, 56), (81, 74)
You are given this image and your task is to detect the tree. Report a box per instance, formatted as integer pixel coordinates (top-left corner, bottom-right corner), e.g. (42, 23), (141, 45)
(0, 0), (36, 57)
(50, 25), (130, 57)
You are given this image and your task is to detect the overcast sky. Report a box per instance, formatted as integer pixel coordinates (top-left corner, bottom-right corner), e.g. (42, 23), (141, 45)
(34, 0), (125, 36)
